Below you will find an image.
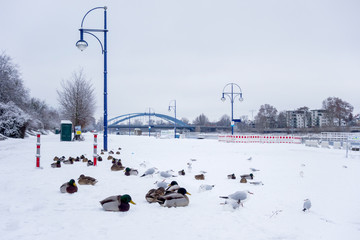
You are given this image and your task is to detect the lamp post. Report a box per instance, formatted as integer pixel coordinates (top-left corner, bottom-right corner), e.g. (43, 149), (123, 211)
(168, 100), (177, 138)
(221, 83), (243, 135)
(76, 6), (109, 151)
(145, 108), (155, 137)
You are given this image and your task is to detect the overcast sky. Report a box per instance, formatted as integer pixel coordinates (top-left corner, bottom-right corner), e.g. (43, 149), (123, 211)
(1, 0), (359, 122)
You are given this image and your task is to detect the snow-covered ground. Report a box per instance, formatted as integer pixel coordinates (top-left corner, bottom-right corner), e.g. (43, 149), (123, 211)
(1, 133), (359, 240)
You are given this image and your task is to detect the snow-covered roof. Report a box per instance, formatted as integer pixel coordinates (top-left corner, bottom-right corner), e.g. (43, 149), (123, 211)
(60, 120), (72, 124)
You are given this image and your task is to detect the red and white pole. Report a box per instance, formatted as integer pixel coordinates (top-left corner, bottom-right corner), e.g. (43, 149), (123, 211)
(36, 134), (40, 168)
(93, 133), (98, 166)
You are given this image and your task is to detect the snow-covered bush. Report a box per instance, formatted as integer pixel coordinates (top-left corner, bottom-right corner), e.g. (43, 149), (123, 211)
(0, 101), (30, 138)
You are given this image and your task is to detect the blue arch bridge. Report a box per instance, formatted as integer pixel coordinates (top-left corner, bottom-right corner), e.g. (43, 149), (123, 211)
(108, 112), (195, 132)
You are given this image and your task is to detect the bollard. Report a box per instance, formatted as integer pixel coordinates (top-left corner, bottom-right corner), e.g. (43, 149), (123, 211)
(36, 134), (40, 168)
(93, 133), (98, 166)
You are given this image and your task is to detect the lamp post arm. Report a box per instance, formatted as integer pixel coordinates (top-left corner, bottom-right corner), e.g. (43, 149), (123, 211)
(83, 31), (104, 53)
(81, 6), (107, 28)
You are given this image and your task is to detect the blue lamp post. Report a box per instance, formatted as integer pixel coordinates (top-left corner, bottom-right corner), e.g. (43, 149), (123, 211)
(168, 100), (177, 138)
(221, 83), (243, 135)
(146, 108), (155, 137)
(76, 6), (109, 151)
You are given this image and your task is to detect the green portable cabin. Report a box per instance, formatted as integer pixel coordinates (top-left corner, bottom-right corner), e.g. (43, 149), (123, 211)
(60, 120), (72, 141)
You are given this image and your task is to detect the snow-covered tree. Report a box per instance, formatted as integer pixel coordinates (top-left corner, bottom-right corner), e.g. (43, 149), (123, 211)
(0, 101), (30, 138)
(0, 52), (29, 109)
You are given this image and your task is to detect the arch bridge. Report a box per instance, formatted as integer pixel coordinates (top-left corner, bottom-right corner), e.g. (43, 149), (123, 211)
(108, 113), (194, 131)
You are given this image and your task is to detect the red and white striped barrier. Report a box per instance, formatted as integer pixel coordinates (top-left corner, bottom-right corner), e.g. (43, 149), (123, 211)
(93, 133), (98, 166)
(218, 135), (302, 144)
(36, 134), (40, 167)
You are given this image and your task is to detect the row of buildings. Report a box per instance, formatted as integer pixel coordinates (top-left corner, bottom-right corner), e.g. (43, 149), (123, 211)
(286, 109), (334, 128)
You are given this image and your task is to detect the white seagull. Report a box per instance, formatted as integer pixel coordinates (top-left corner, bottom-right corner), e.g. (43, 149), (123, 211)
(140, 167), (157, 177)
(303, 199), (311, 212)
(220, 190), (253, 207)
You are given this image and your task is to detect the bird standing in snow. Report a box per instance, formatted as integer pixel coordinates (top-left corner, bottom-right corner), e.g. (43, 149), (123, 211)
(219, 190), (253, 207)
(303, 199), (311, 212)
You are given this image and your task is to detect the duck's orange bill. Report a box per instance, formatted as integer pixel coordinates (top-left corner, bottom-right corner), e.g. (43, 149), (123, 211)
(186, 192), (191, 195)
(130, 200), (136, 205)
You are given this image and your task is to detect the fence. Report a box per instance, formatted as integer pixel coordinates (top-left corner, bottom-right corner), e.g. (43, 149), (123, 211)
(218, 135), (302, 144)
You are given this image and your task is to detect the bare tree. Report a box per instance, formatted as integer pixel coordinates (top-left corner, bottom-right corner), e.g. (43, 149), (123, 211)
(277, 111), (287, 128)
(255, 104), (278, 129)
(193, 113), (210, 125)
(322, 97), (353, 126)
(217, 114), (231, 126)
(57, 70), (96, 129)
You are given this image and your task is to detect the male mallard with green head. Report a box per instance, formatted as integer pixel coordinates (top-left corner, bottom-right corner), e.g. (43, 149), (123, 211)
(100, 194), (136, 212)
(157, 188), (191, 208)
(60, 179), (78, 193)
(124, 167), (139, 176)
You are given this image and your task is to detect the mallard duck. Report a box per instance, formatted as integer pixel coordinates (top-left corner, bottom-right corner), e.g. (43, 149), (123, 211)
(227, 173), (236, 179)
(53, 156), (59, 161)
(125, 167), (139, 176)
(140, 167), (157, 177)
(166, 181), (180, 193)
(111, 161), (125, 171)
(51, 161), (61, 168)
(240, 173), (253, 180)
(157, 188), (191, 208)
(109, 150), (114, 154)
(78, 174), (98, 185)
(195, 174), (205, 180)
(100, 194), (136, 212)
(116, 151), (120, 155)
(63, 158), (74, 164)
(178, 169), (185, 176)
(219, 190), (253, 207)
(303, 199), (311, 212)
(60, 179), (78, 193)
(97, 156), (103, 161)
(107, 155), (113, 160)
(240, 177), (247, 183)
(145, 187), (165, 203)
(87, 160), (94, 166)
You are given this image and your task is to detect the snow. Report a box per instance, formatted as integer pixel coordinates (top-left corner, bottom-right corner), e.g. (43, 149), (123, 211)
(1, 133), (360, 240)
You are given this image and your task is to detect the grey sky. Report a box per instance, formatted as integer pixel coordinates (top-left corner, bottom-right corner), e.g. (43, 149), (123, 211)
(1, 0), (359, 122)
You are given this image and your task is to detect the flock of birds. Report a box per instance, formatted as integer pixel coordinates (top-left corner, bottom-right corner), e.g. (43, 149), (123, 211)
(54, 147), (311, 213)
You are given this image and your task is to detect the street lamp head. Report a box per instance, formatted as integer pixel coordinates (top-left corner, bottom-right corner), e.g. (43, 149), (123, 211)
(76, 39), (88, 51)
(239, 93), (244, 102)
(168, 107), (171, 112)
(221, 97), (226, 102)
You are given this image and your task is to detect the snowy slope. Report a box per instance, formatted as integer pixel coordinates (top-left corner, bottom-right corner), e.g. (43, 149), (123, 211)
(0, 133), (359, 240)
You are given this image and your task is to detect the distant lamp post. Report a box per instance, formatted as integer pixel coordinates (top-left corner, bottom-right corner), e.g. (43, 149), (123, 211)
(146, 108), (155, 137)
(76, 6), (109, 151)
(221, 83), (244, 135)
(168, 100), (177, 138)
